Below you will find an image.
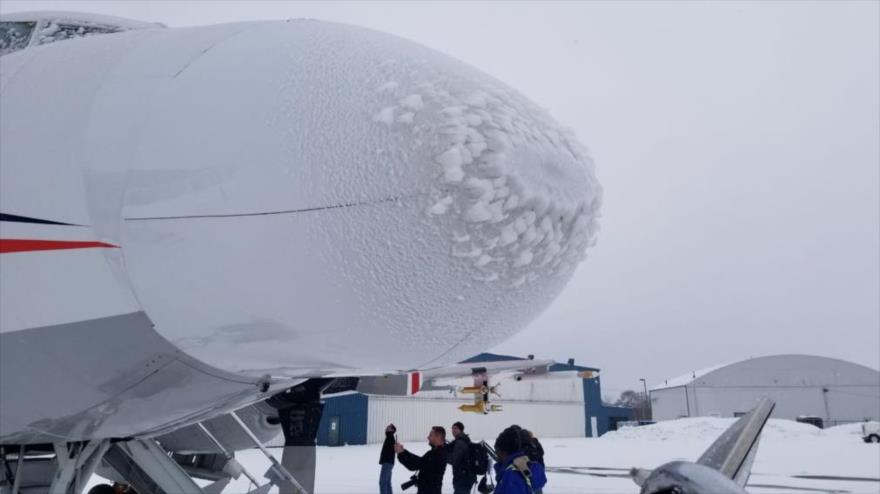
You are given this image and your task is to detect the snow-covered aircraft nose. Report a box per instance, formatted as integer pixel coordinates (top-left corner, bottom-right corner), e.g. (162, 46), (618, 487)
(63, 20), (603, 374)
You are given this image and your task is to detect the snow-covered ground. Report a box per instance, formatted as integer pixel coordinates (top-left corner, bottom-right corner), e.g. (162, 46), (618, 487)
(215, 418), (879, 494)
(86, 418), (879, 493)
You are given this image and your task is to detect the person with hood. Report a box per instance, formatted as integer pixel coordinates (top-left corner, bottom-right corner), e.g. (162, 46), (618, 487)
(492, 427), (547, 494)
(379, 424), (397, 494)
(520, 429), (544, 467)
(519, 429), (545, 493)
(394, 426), (448, 494)
(447, 421), (476, 494)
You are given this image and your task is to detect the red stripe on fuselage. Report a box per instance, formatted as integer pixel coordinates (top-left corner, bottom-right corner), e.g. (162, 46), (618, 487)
(0, 239), (119, 254)
(410, 372), (421, 395)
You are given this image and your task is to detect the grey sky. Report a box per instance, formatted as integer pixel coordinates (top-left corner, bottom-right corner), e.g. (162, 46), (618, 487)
(3, 1), (877, 396)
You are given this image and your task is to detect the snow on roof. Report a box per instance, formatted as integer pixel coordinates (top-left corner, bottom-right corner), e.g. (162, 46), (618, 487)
(0, 11), (164, 30)
(651, 363), (729, 391)
(460, 352), (599, 372)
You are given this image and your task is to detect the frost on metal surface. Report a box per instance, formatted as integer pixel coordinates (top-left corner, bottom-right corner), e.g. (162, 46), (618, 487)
(35, 20), (119, 46)
(370, 76), (601, 288)
(0, 11), (161, 56)
(0, 22), (34, 56)
(300, 20), (603, 367)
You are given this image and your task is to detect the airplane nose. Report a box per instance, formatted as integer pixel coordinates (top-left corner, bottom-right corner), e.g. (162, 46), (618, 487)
(112, 20), (601, 372)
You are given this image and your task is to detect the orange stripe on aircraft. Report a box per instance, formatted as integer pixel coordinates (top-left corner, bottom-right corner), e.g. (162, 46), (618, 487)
(0, 239), (119, 254)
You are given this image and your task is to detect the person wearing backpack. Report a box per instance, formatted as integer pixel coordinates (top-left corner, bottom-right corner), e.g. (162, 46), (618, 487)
(447, 422), (476, 494)
(492, 427), (547, 494)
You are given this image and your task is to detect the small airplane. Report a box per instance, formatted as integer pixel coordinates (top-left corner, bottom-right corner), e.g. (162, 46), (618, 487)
(0, 10), (601, 494)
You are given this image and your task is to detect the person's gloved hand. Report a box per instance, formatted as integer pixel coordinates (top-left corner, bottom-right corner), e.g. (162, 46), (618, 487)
(512, 456), (531, 475)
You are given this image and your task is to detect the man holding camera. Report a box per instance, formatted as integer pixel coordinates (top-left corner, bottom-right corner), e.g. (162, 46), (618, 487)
(394, 426), (448, 494)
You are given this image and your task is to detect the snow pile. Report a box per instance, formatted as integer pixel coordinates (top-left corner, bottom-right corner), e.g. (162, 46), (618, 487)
(825, 422), (871, 437)
(603, 417), (825, 442)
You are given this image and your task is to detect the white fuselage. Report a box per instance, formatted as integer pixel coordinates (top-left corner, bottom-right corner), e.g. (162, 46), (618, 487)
(0, 19), (601, 440)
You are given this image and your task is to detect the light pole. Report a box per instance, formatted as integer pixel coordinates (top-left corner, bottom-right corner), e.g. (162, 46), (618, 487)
(639, 378), (651, 421)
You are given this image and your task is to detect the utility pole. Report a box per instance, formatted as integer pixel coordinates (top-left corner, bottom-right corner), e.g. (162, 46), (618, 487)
(640, 378), (651, 421)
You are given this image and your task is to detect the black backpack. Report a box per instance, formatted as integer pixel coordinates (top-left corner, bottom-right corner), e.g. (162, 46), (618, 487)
(468, 441), (490, 477)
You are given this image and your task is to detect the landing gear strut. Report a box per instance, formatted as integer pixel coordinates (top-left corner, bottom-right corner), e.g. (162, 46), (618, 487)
(267, 379), (330, 494)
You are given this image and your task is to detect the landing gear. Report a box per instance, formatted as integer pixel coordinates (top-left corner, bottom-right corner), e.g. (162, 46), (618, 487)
(0, 379), (331, 494)
(1, 442), (110, 494)
(266, 379), (331, 494)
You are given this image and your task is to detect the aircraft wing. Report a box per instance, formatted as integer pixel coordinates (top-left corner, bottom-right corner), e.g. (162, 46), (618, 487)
(696, 397), (776, 486)
(632, 397), (776, 494)
(353, 357), (561, 397)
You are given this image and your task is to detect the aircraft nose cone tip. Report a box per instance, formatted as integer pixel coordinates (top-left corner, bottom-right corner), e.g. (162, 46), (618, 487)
(391, 79), (602, 289)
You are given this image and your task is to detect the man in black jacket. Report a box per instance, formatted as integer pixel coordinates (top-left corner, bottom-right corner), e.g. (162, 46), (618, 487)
(379, 424), (396, 494)
(394, 426), (448, 494)
(447, 421), (476, 494)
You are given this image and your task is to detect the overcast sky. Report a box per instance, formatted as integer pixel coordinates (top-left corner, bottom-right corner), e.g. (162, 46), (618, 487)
(4, 0), (878, 397)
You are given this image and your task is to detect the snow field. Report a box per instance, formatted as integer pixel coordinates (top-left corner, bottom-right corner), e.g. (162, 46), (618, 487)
(217, 419), (880, 493)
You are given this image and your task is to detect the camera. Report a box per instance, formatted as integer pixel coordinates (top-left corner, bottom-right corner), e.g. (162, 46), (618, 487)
(477, 476), (494, 493)
(401, 474), (418, 491)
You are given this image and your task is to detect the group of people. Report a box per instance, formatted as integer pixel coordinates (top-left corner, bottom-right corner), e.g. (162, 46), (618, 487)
(378, 422), (546, 494)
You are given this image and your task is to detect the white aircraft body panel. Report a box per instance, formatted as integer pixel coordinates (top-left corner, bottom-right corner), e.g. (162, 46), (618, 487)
(1, 19), (600, 411)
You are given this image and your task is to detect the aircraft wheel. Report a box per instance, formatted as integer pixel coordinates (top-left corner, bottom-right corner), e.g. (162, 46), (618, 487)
(869, 434), (880, 443)
(87, 485), (115, 494)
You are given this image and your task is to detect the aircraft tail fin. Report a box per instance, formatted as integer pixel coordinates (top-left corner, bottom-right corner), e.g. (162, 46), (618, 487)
(696, 397), (776, 486)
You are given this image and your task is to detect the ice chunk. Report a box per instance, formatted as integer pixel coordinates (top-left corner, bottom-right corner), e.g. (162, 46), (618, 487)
(465, 113), (482, 126)
(474, 254), (493, 267)
(436, 146), (464, 183)
(467, 140), (488, 157)
(464, 201), (493, 223)
(428, 196), (454, 215)
(465, 91), (488, 108)
(373, 106), (395, 125)
(400, 94), (424, 110)
(463, 177), (494, 200)
(499, 224), (518, 246)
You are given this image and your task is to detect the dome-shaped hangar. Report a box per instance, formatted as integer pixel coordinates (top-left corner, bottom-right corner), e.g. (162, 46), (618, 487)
(650, 355), (880, 426)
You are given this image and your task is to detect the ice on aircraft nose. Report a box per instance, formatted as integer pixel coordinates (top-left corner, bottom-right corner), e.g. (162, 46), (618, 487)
(360, 50), (601, 291)
(294, 21), (602, 365)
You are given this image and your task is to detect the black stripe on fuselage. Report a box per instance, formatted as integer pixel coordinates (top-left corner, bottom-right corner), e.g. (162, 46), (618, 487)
(0, 213), (81, 226)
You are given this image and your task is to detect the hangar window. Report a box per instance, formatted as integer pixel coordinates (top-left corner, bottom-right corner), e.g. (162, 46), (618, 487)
(0, 21), (35, 56)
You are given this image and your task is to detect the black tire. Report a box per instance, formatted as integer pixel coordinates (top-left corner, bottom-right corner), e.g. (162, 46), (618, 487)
(87, 485), (116, 494)
(869, 434), (880, 443)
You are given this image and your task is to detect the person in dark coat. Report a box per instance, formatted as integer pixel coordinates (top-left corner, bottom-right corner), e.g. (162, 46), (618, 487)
(520, 429), (544, 467)
(379, 424), (397, 494)
(447, 421), (476, 494)
(394, 426), (448, 494)
(492, 427), (547, 494)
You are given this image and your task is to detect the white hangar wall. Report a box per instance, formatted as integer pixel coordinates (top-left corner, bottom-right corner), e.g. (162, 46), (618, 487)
(366, 397), (585, 444)
(651, 355), (880, 425)
(366, 376), (587, 443)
